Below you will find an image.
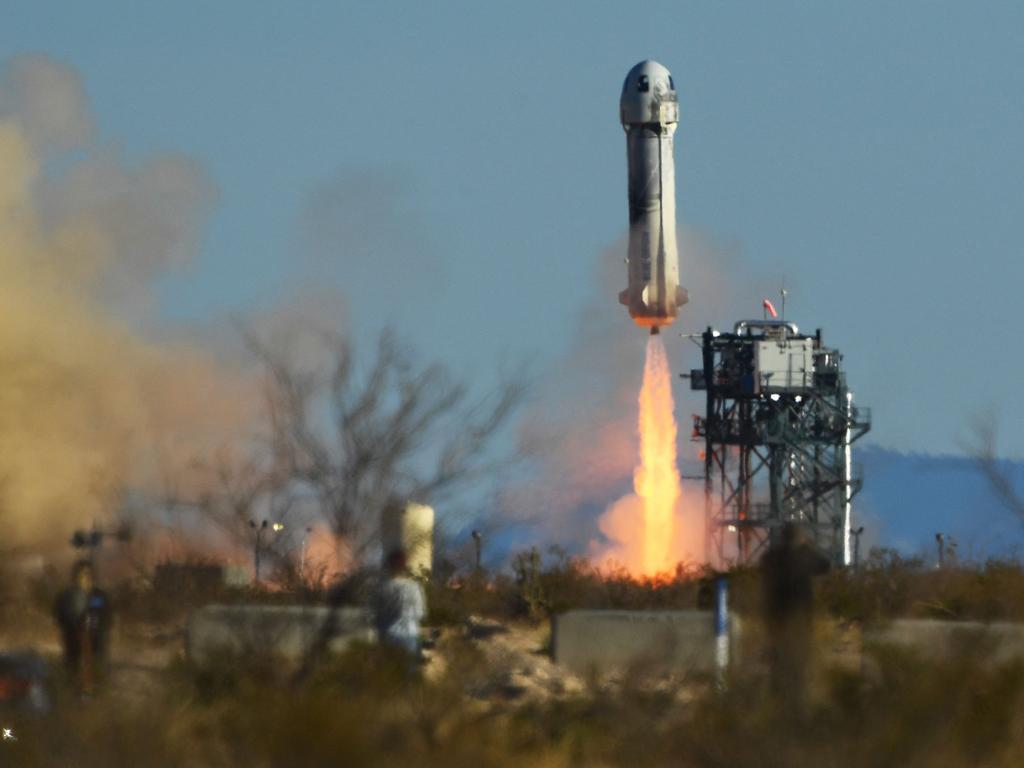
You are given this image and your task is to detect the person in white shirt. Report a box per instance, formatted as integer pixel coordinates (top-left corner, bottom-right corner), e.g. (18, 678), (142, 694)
(371, 549), (427, 657)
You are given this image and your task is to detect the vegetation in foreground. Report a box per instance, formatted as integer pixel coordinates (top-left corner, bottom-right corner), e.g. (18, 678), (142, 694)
(4, 628), (1024, 767)
(4, 549), (1024, 766)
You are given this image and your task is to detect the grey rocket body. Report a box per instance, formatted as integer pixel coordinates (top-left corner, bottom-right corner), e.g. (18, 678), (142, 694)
(618, 60), (688, 333)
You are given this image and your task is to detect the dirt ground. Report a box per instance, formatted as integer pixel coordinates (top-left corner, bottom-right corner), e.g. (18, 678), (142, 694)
(0, 603), (868, 712)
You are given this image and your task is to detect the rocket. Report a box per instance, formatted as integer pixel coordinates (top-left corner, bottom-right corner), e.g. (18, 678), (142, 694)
(618, 60), (688, 334)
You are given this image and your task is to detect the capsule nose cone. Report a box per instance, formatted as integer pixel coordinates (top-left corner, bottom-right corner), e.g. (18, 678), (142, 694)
(622, 59), (671, 86)
(620, 59), (678, 126)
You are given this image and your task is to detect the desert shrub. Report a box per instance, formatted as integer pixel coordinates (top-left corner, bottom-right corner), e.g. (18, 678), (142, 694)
(424, 547), (728, 626)
(9, 606), (1024, 766)
(818, 553), (1024, 623)
(504, 547), (706, 619)
(423, 571), (511, 626)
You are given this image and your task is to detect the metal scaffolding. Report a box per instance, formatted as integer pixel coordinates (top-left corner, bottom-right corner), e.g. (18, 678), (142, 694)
(687, 320), (871, 567)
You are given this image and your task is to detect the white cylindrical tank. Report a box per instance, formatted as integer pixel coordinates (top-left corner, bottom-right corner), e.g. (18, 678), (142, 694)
(618, 60), (688, 332)
(381, 501), (434, 577)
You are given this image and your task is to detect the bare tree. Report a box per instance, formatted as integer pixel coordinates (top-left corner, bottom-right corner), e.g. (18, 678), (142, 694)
(144, 437), (302, 587)
(970, 414), (1024, 522)
(195, 451), (298, 566)
(247, 326), (526, 567)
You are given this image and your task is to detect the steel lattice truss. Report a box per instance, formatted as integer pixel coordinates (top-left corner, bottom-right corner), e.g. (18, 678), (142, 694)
(688, 322), (871, 566)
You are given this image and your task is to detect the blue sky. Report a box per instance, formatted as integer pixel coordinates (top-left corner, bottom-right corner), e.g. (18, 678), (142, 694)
(3, 1), (1023, 458)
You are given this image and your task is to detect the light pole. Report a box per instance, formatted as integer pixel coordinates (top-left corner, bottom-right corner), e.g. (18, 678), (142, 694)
(250, 520), (267, 583)
(935, 532), (945, 569)
(472, 530), (483, 572)
(250, 520), (285, 584)
(300, 526), (312, 581)
(70, 522), (132, 569)
(850, 526), (864, 570)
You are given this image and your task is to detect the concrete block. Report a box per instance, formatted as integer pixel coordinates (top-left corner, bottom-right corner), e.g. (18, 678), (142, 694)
(551, 610), (741, 675)
(223, 565), (253, 588)
(187, 604), (374, 663)
(152, 562), (254, 591)
(864, 619), (1024, 663)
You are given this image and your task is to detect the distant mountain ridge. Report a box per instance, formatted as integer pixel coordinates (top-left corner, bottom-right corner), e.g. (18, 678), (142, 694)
(856, 445), (1024, 561)
(490, 445), (1024, 567)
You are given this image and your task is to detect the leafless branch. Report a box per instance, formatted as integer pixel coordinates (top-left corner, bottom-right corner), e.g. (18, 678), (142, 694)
(969, 413), (1024, 522)
(241, 325), (526, 567)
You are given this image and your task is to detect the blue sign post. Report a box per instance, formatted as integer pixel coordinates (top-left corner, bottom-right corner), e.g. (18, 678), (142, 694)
(713, 575), (729, 686)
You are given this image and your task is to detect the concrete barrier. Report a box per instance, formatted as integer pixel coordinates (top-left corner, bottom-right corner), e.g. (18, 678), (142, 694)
(187, 605), (374, 663)
(551, 610), (741, 675)
(864, 619), (1024, 663)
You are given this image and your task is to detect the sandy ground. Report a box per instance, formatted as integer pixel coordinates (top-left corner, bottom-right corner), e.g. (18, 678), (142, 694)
(425, 616), (587, 702)
(0, 604), (182, 708)
(0, 603), (864, 713)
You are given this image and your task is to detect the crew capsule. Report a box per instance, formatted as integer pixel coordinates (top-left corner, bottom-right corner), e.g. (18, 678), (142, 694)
(618, 60), (688, 333)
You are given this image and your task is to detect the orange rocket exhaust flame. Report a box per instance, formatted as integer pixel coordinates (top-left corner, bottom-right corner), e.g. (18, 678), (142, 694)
(634, 334), (682, 574)
(593, 335), (691, 578)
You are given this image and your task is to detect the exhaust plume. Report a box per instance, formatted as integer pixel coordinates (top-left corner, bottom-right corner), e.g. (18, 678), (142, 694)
(634, 335), (682, 573)
(594, 335), (699, 576)
(509, 232), (769, 564)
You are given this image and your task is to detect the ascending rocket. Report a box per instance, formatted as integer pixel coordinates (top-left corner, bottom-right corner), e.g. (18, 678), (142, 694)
(618, 60), (688, 334)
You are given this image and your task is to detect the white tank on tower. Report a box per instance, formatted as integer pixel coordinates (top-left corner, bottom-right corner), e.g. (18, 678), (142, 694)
(381, 501), (434, 577)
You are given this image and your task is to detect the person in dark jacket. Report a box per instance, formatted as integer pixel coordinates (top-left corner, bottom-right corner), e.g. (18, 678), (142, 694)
(53, 560), (112, 695)
(760, 522), (830, 708)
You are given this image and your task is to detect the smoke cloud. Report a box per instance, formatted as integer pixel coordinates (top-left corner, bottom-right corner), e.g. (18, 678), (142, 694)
(297, 167), (445, 336)
(0, 54), (257, 547)
(0, 53), (93, 153)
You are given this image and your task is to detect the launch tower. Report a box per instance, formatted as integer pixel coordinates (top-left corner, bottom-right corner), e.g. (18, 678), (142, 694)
(688, 320), (871, 566)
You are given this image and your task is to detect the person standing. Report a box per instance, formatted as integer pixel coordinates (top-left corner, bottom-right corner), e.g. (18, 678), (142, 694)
(760, 522), (830, 710)
(371, 549), (427, 659)
(54, 560), (112, 695)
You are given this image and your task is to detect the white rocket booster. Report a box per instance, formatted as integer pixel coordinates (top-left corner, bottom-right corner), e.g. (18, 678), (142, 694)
(618, 60), (688, 334)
